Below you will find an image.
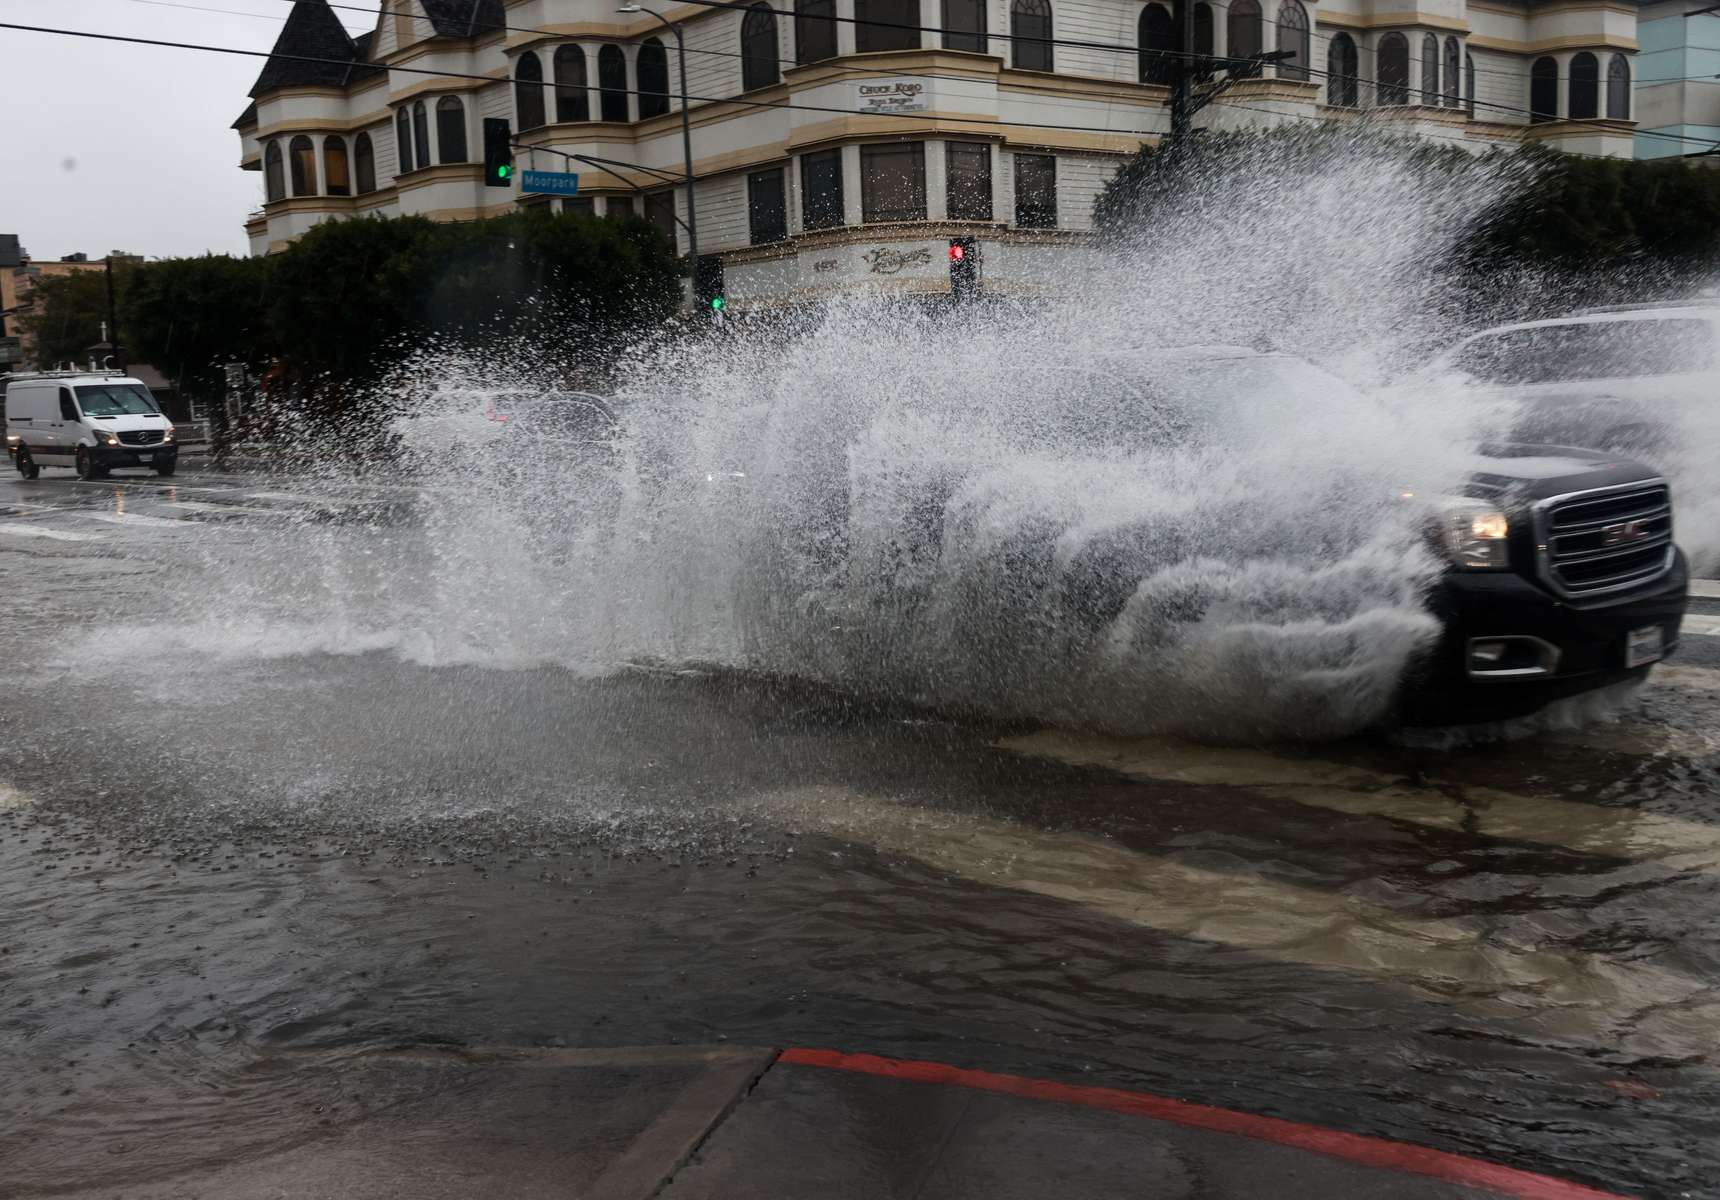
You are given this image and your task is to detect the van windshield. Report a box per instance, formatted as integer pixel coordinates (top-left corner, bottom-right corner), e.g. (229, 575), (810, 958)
(75, 384), (160, 416)
(1452, 319), (1715, 384)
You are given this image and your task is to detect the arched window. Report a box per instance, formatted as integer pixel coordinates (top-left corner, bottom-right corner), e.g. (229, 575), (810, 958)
(555, 45), (590, 122)
(1421, 34), (1438, 104)
(1569, 51), (1599, 120)
(1227, 0), (1261, 77)
(1011, 0), (1053, 70)
(741, 4), (780, 90)
(1466, 53), (1475, 117)
(1607, 53), (1630, 120)
(944, 0), (987, 52)
(324, 136), (351, 196)
(288, 135), (317, 196)
(1275, 3), (1308, 81)
(1138, 3), (1174, 86)
(1443, 36), (1460, 106)
(354, 132), (376, 195)
(396, 107), (413, 173)
(437, 96), (468, 162)
(1193, 2), (1214, 70)
(1530, 55), (1558, 122)
(599, 44), (629, 121)
(264, 141), (285, 202)
(796, 0), (837, 62)
(1377, 33), (1409, 106)
(856, 0), (919, 53)
(1327, 33), (1358, 107)
(516, 50), (547, 130)
(638, 39), (669, 117)
(412, 100), (431, 168)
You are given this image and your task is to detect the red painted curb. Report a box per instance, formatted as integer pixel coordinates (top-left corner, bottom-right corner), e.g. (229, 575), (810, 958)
(778, 1048), (1632, 1200)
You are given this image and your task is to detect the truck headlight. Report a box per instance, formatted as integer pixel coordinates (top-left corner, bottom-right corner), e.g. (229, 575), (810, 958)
(95, 429), (120, 446)
(162, 426), (176, 443)
(1440, 503), (1511, 570)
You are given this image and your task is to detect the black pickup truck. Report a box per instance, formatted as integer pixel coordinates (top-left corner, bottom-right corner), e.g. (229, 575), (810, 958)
(1412, 445), (1687, 721)
(614, 344), (1691, 729)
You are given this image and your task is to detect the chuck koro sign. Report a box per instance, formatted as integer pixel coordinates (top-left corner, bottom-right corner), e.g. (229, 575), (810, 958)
(855, 80), (929, 113)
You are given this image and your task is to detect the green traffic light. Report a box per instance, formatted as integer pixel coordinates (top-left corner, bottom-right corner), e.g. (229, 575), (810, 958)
(711, 296), (726, 311)
(497, 165), (512, 180)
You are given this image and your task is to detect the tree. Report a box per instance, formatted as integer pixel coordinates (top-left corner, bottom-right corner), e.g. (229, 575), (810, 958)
(121, 254), (274, 401)
(16, 268), (121, 369)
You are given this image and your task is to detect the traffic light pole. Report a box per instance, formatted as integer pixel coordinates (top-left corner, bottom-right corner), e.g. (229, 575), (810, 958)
(620, 6), (698, 284)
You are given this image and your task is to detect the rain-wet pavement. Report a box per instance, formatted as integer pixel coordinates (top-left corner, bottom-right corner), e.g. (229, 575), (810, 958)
(2, 468), (1719, 1198)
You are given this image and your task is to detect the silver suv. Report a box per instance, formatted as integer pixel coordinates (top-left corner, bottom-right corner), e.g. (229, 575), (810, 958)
(1433, 302), (1720, 458)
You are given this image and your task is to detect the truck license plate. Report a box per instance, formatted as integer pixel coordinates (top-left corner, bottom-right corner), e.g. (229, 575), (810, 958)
(136, 453), (152, 463)
(1626, 625), (1664, 668)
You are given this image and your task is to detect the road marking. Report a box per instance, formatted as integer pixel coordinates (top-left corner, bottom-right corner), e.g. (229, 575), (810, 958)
(82, 512), (189, 529)
(1000, 730), (1720, 870)
(778, 786), (1717, 1058)
(0, 782), (33, 811)
(160, 501), (284, 517)
(1689, 579), (1720, 601)
(0, 522), (106, 543)
(245, 490), (351, 506)
(1654, 664), (1720, 693)
(1683, 614), (1720, 637)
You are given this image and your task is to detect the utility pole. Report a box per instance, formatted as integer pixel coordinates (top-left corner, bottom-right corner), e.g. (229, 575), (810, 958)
(1168, 0), (1195, 151)
(103, 255), (126, 373)
(1162, 10), (1291, 153)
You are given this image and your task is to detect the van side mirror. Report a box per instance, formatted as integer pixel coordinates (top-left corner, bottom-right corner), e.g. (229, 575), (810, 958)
(59, 391), (78, 421)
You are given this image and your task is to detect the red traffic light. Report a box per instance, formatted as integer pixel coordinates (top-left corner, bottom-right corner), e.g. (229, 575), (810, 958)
(949, 243), (966, 262)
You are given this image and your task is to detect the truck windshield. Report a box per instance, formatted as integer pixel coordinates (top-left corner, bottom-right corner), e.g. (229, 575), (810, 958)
(75, 384), (160, 416)
(1452, 319), (1715, 384)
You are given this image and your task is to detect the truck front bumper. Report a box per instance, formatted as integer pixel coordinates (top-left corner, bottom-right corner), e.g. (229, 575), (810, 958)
(1405, 551), (1689, 724)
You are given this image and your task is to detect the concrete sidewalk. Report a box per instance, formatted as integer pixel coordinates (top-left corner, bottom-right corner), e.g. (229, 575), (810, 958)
(55, 1045), (1625, 1200)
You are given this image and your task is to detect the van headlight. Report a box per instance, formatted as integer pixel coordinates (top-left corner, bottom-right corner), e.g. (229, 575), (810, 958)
(1438, 502), (1511, 570)
(162, 426), (176, 443)
(95, 429), (120, 446)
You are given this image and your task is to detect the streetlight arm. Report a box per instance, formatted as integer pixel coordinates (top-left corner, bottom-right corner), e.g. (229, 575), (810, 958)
(620, 3), (699, 281)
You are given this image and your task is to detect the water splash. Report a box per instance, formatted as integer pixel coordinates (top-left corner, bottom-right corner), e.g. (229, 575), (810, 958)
(82, 132), (1555, 740)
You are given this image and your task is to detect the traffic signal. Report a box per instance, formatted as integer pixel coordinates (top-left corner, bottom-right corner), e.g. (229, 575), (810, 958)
(694, 254), (725, 315)
(949, 237), (979, 300)
(483, 118), (513, 188)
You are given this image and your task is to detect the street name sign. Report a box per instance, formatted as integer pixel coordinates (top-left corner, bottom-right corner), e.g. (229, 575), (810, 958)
(521, 170), (581, 197)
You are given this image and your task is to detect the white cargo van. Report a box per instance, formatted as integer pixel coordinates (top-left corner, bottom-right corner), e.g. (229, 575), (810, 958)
(3, 373), (178, 479)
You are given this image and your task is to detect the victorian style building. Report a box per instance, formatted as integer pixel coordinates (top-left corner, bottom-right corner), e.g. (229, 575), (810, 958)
(236, 0), (1642, 305)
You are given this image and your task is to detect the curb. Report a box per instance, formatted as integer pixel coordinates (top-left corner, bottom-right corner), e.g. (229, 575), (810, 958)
(778, 1049), (1633, 1200)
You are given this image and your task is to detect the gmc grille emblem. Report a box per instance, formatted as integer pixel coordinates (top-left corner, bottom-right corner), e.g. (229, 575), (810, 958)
(1602, 519), (1650, 546)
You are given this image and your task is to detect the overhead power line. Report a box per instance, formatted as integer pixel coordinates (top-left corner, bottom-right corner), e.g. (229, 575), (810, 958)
(0, 19), (1155, 137)
(34, 5), (1719, 153)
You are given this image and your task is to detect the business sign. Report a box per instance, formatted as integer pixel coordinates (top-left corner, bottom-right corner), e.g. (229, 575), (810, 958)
(521, 170), (581, 197)
(855, 80), (929, 114)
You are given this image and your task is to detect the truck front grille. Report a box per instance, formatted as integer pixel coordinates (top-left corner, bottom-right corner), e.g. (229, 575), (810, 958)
(118, 430), (163, 446)
(1537, 482), (1675, 601)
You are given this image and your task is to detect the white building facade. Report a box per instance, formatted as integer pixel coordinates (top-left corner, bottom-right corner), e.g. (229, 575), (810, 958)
(236, 0), (1641, 306)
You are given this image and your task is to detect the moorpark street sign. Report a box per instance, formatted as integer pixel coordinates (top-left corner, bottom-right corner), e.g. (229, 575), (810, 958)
(521, 170), (581, 197)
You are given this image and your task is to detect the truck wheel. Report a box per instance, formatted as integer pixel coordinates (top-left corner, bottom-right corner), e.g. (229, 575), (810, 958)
(16, 446), (40, 480)
(75, 446), (98, 481)
(155, 461), (176, 477)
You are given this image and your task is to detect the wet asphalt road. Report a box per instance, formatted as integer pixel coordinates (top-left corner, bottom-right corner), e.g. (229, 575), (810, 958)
(3, 466), (1720, 1198)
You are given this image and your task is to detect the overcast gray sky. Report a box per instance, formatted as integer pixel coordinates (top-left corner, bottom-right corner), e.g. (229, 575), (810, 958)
(3, 0), (370, 261)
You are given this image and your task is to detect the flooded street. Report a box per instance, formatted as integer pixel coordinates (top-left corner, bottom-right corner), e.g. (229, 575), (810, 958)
(3, 469), (1719, 1198)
